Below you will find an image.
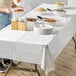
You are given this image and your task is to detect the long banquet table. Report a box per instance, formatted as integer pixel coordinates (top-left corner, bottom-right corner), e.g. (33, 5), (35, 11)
(0, 3), (76, 76)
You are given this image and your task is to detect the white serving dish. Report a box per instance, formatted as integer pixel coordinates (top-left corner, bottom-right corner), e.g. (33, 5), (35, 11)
(34, 24), (53, 35)
(44, 20), (57, 26)
(53, 11), (66, 16)
(53, 4), (64, 9)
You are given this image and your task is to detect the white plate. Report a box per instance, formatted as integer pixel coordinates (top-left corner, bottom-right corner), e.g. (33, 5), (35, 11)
(34, 23), (53, 35)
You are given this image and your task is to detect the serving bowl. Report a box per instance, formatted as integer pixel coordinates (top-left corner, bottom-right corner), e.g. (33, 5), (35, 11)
(35, 7), (46, 15)
(53, 9), (66, 16)
(34, 23), (53, 35)
(53, 2), (65, 9)
(44, 19), (57, 26)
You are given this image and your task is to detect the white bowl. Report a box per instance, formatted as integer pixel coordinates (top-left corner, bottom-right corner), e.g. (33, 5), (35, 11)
(34, 24), (53, 35)
(53, 4), (64, 9)
(53, 2), (65, 9)
(44, 19), (57, 26)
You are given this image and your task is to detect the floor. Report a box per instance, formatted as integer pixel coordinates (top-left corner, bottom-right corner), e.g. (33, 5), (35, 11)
(0, 34), (76, 76)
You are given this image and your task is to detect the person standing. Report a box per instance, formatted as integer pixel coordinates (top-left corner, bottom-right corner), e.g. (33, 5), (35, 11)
(0, 0), (13, 30)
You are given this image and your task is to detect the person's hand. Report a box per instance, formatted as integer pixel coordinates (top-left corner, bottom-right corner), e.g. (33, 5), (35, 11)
(15, 6), (23, 8)
(12, 4), (23, 8)
(4, 8), (12, 14)
(12, 2), (23, 8)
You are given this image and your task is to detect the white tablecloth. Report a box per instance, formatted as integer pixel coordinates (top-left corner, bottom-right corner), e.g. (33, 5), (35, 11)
(0, 3), (76, 76)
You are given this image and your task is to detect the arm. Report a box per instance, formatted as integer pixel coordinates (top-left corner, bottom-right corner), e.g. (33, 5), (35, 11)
(12, 2), (17, 8)
(0, 8), (12, 14)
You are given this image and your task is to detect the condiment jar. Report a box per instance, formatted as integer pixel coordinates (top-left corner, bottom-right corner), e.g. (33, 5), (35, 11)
(26, 18), (37, 31)
(18, 19), (27, 31)
(11, 17), (18, 30)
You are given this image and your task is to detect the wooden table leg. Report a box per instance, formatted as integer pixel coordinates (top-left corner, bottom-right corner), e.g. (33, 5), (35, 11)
(35, 64), (41, 76)
(72, 37), (76, 50)
(4, 64), (12, 76)
(2, 60), (41, 76)
(4, 60), (13, 76)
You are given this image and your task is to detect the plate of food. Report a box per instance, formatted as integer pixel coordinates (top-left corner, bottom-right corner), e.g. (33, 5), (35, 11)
(12, 0), (31, 18)
(53, 2), (65, 9)
(53, 9), (66, 16)
(36, 7), (46, 12)
(35, 7), (47, 14)
(44, 19), (57, 26)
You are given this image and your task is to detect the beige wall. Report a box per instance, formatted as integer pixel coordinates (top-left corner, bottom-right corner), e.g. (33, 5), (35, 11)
(68, 0), (76, 7)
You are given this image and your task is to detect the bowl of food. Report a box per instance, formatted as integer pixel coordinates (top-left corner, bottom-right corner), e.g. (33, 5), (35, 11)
(53, 2), (65, 9)
(36, 7), (46, 11)
(53, 9), (66, 16)
(44, 19), (57, 26)
(35, 7), (46, 14)
(26, 18), (37, 22)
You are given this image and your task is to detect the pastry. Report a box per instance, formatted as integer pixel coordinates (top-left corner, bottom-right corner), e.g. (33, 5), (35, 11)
(14, 9), (24, 12)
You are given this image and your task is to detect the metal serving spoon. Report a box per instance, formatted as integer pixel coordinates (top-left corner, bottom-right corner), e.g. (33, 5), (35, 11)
(37, 15), (48, 20)
(46, 8), (55, 12)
